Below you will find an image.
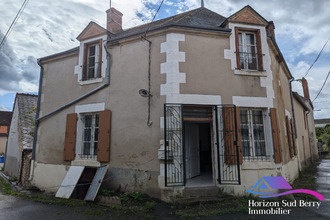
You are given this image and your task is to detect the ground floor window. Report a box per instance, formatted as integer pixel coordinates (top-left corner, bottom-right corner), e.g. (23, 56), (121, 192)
(82, 113), (99, 157)
(240, 109), (267, 160)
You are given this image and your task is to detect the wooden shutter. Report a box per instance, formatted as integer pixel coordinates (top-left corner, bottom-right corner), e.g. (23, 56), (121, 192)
(64, 113), (78, 161)
(269, 108), (282, 163)
(82, 43), (88, 81)
(235, 107), (243, 164)
(235, 27), (241, 69)
(256, 29), (263, 71)
(223, 106), (242, 164)
(285, 116), (294, 158)
(98, 39), (102, 78)
(97, 110), (111, 162)
(290, 118), (297, 155)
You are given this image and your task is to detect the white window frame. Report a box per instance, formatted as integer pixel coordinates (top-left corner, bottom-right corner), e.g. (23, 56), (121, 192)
(86, 43), (100, 80)
(240, 108), (269, 160)
(238, 32), (258, 71)
(82, 113), (99, 158)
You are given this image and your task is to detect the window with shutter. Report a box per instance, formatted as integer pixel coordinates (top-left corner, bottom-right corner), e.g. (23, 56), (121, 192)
(235, 28), (263, 71)
(82, 39), (102, 81)
(269, 108), (282, 163)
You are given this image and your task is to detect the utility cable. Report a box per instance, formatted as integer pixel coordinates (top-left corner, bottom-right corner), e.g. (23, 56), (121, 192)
(143, 0), (165, 36)
(0, 0), (30, 50)
(312, 70), (330, 103)
(303, 36), (330, 77)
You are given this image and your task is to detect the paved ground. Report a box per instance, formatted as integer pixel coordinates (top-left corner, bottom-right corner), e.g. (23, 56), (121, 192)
(0, 160), (329, 219)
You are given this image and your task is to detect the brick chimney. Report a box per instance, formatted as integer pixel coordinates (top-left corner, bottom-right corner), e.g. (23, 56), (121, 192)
(301, 77), (310, 99)
(266, 21), (275, 40)
(106, 8), (123, 34)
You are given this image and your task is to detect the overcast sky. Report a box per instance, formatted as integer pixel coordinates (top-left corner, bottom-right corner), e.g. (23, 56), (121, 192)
(0, 0), (329, 118)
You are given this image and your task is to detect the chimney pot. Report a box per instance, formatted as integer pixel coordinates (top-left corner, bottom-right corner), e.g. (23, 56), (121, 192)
(302, 77), (310, 99)
(106, 8), (123, 34)
(267, 21), (275, 40)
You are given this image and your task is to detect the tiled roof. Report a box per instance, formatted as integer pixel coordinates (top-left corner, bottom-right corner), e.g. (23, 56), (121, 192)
(15, 93), (38, 150)
(110, 7), (230, 42)
(0, 111), (12, 126)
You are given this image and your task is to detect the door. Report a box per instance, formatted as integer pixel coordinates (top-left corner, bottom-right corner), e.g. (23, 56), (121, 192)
(186, 124), (200, 178)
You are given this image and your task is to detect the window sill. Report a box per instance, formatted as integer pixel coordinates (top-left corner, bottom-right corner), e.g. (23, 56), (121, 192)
(234, 69), (267, 77)
(242, 161), (275, 170)
(79, 78), (103, 85)
(71, 159), (101, 167)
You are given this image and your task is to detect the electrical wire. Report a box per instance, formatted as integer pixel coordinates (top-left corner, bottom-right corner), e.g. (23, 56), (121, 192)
(303, 36), (330, 77)
(0, 0), (30, 50)
(144, 0), (165, 36)
(312, 70), (330, 103)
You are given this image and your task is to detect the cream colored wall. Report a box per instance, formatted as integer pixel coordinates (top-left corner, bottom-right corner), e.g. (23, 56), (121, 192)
(293, 98), (311, 170)
(180, 34), (266, 103)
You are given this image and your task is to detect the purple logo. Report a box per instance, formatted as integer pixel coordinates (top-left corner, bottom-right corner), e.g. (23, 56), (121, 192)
(246, 176), (324, 200)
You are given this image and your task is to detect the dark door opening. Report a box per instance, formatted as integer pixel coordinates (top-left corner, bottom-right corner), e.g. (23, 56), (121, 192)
(184, 122), (213, 186)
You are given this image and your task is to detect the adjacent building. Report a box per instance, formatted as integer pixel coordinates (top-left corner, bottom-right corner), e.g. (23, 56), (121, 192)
(5, 93), (37, 186)
(0, 111), (12, 155)
(31, 5), (318, 201)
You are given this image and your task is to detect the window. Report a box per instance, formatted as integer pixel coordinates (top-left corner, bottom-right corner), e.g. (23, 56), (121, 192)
(240, 109), (267, 160)
(238, 32), (257, 70)
(235, 28), (263, 71)
(82, 113), (99, 158)
(83, 40), (102, 80)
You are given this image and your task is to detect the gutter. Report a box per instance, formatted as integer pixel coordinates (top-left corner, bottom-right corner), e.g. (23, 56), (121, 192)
(289, 79), (297, 139)
(29, 42), (111, 181)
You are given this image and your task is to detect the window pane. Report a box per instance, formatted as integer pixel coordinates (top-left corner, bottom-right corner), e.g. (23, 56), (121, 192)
(238, 33), (242, 46)
(93, 142), (98, 155)
(84, 128), (91, 141)
(83, 142), (90, 155)
(88, 46), (95, 56)
(240, 110), (250, 156)
(94, 128), (98, 142)
(85, 115), (92, 127)
(95, 114), (99, 127)
(252, 110), (265, 156)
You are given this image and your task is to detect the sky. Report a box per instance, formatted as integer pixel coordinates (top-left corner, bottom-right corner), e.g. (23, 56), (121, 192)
(0, 0), (329, 118)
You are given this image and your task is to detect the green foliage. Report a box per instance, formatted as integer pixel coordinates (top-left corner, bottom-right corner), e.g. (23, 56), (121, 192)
(316, 127), (324, 137)
(145, 201), (155, 211)
(9, 176), (17, 182)
(316, 124), (330, 150)
(100, 189), (115, 196)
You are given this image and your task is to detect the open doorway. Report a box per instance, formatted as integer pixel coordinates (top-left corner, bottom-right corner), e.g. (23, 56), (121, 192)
(184, 122), (213, 187)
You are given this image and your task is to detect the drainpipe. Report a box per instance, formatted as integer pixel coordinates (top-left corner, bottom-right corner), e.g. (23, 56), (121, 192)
(306, 110), (314, 164)
(289, 79), (297, 138)
(29, 59), (44, 180)
(141, 35), (152, 126)
(29, 41), (111, 181)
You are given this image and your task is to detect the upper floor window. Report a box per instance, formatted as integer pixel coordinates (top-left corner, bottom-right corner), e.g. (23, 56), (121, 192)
(235, 28), (263, 71)
(83, 40), (102, 81)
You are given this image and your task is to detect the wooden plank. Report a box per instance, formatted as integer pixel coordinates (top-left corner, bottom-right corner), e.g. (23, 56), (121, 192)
(55, 166), (84, 199)
(85, 165), (108, 201)
(64, 113), (77, 161)
(270, 108), (282, 163)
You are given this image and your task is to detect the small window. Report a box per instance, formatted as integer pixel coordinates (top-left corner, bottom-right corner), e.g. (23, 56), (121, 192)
(83, 40), (102, 81)
(82, 113), (99, 158)
(235, 28), (263, 71)
(240, 109), (267, 160)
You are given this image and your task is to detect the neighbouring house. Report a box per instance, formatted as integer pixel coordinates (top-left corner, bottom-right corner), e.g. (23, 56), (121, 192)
(4, 93), (37, 186)
(31, 5), (318, 201)
(0, 111), (12, 155)
(315, 118), (330, 128)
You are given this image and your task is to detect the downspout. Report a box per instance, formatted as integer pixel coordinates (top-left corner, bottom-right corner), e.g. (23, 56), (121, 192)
(29, 59), (44, 180)
(289, 79), (297, 138)
(306, 110), (314, 164)
(141, 35), (152, 126)
(29, 42), (111, 181)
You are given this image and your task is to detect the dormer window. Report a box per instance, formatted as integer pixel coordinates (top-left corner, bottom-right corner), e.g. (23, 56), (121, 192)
(83, 40), (102, 80)
(235, 28), (263, 71)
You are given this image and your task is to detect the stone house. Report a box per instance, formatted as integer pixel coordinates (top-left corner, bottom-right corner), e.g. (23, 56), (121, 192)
(4, 93), (37, 186)
(31, 5), (318, 201)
